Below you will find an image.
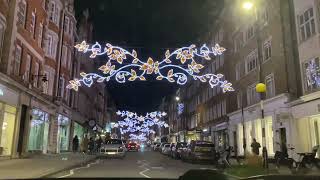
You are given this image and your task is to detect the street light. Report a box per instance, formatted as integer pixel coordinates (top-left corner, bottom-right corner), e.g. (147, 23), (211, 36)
(242, 1), (253, 10)
(175, 96), (180, 101)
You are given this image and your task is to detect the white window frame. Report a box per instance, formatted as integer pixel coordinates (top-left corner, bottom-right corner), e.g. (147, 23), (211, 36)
(42, 71), (49, 94)
(245, 49), (258, 73)
(246, 25), (255, 41)
(298, 7), (316, 42)
(265, 74), (275, 98)
(263, 39), (272, 62)
(14, 45), (22, 76)
(46, 34), (53, 56)
(33, 62), (39, 87)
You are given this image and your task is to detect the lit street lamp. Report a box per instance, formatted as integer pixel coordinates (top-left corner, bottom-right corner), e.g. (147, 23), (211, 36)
(175, 96), (180, 101)
(242, 1), (254, 10)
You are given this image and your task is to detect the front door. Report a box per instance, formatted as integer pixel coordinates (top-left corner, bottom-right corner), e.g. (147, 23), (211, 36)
(280, 128), (287, 154)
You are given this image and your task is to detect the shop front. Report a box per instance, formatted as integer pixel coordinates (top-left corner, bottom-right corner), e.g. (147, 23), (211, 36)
(27, 109), (49, 153)
(73, 121), (85, 142)
(57, 114), (71, 152)
(212, 123), (228, 151)
(185, 130), (201, 143)
(0, 83), (18, 157)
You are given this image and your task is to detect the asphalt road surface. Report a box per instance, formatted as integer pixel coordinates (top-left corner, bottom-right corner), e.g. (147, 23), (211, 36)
(49, 148), (218, 179)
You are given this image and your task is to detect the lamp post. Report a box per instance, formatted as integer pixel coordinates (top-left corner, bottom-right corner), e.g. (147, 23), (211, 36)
(256, 83), (268, 168)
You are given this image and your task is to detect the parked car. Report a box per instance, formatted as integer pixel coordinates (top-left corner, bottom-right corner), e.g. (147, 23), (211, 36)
(127, 142), (140, 151)
(153, 143), (161, 151)
(161, 144), (171, 155)
(100, 139), (126, 158)
(159, 143), (169, 152)
(171, 142), (187, 159)
(181, 141), (216, 162)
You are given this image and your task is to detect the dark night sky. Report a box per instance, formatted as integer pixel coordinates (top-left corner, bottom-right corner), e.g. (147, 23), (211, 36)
(74, 0), (223, 113)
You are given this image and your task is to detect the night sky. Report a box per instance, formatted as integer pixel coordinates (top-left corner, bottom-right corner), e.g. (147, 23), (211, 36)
(75, 0), (223, 113)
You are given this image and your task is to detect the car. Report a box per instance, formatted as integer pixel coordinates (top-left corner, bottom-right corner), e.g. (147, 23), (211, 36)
(161, 144), (171, 155)
(171, 142), (187, 159)
(159, 142), (169, 152)
(127, 142), (140, 151)
(100, 139), (126, 158)
(153, 143), (161, 151)
(181, 141), (216, 162)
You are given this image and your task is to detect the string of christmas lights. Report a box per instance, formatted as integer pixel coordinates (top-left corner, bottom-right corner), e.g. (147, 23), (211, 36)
(67, 41), (234, 92)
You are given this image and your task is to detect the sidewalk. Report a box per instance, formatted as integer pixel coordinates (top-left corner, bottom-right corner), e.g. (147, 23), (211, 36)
(0, 152), (97, 179)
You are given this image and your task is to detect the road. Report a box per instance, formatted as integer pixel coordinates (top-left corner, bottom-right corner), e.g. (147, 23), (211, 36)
(49, 148), (218, 179)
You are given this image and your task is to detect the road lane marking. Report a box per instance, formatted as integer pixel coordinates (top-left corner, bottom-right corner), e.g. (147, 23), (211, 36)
(139, 168), (151, 178)
(58, 159), (100, 178)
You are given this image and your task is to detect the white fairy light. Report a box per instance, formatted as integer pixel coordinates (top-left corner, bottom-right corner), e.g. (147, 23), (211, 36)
(67, 41), (234, 93)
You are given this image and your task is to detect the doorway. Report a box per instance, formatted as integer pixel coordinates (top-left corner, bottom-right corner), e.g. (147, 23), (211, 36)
(280, 128), (287, 154)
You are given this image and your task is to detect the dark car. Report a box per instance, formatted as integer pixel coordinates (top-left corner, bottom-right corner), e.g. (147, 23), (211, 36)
(127, 142), (140, 151)
(181, 141), (216, 162)
(171, 142), (187, 159)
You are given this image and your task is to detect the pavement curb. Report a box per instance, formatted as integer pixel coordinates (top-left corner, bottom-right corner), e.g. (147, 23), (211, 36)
(39, 156), (98, 178)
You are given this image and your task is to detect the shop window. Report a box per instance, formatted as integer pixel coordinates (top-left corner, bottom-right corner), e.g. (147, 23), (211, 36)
(304, 57), (320, 92)
(27, 109), (49, 153)
(58, 114), (70, 151)
(0, 104), (17, 156)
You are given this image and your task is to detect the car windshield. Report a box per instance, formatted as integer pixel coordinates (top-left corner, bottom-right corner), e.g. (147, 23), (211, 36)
(2, 0), (320, 180)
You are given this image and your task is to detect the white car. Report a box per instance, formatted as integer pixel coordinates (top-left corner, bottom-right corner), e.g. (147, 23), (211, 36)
(100, 139), (126, 158)
(161, 144), (171, 155)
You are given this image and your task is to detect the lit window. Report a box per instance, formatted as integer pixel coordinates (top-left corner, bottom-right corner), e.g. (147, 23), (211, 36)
(304, 57), (320, 92)
(265, 74), (275, 98)
(14, 45), (22, 76)
(299, 8), (316, 42)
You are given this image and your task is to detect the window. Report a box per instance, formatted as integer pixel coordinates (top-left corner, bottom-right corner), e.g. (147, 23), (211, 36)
(245, 50), (258, 73)
(14, 45), (22, 76)
(234, 32), (243, 52)
(236, 61), (246, 80)
(219, 54), (224, 67)
(38, 23), (43, 47)
(62, 45), (67, 66)
(222, 100), (226, 115)
(33, 62), (39, 87)
(260, 6), (269, 25)
(64, 16), (69, 33)
(265, 74), (275, 98)
(247, 84), (257, 105)
(237, 91), (243, 109)
(68, 49), (72, 69)
(217, 102), (221, 118)
(263, 39), (272, 61)
(49, 1), (60, 25)
(0, 21), (5, 54)
(304, 57), (320, 92)
(69, 21), (73, 35)
(17, 0), (27, 27)
(24, 54), (31, 82)
(246, 25), (254, 41)
(46, 35), (53, 56)
(43, 72), (49, 94)
(30, 11), (36, 37)
(57, 77), (65, 97)
(299, 8), (316, 42)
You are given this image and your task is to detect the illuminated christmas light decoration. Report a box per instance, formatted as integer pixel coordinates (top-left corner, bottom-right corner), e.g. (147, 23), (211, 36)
(129, 133), (147, 141)
(113, 110), (168, 135)
(67, 41), (234, 93)
(177, 103), (184, 115)
(305, 59), (320, 88)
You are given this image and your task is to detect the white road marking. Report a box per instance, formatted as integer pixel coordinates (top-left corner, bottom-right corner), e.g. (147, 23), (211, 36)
(139, 168), (151, 178)
(58, 159), (100, 178)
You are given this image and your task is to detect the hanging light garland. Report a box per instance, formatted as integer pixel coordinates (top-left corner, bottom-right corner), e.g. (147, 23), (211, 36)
(114, 110), (168, 135)
(67, 41), (234, 92)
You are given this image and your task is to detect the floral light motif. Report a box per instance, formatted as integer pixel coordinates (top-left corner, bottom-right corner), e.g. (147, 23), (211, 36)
(114, 110), (168, 135)
(67, 41), (234, 92)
